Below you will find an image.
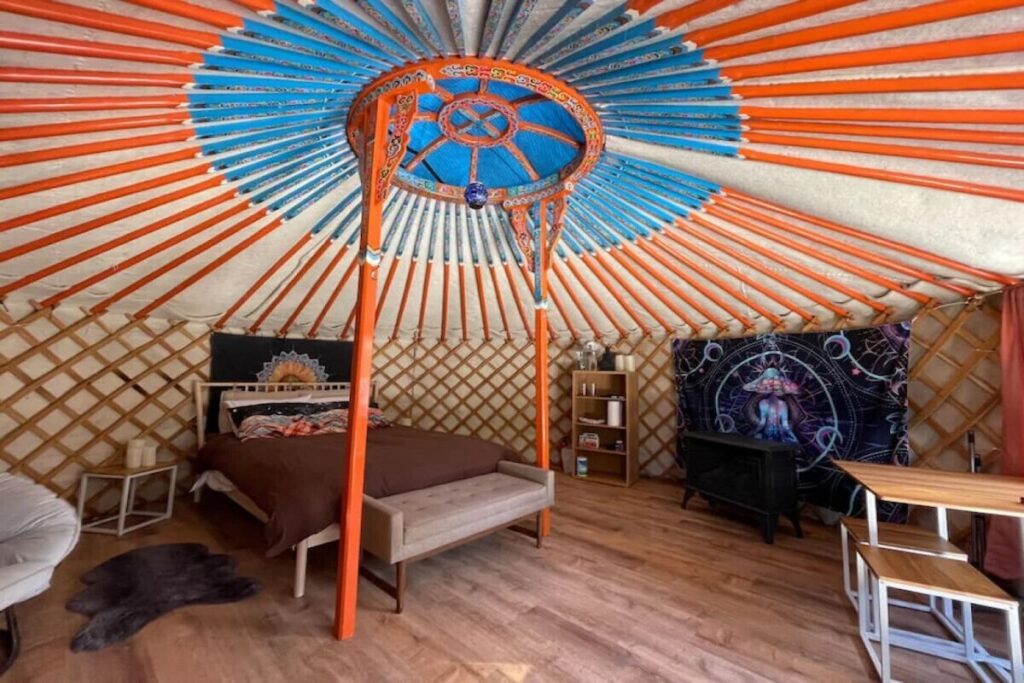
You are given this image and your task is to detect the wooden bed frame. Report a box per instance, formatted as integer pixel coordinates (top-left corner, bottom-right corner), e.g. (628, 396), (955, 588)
(192, 381), (375, 598)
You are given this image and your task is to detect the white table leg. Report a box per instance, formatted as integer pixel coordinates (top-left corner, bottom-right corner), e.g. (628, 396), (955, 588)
(865, 489), (879, 546)
(165, 466), (177, 519)
(1009, 604), (1023, 683)
(116, 476), (131, 537)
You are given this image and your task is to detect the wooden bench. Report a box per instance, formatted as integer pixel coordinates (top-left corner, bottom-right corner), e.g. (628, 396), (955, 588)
(839, 517), (967, 609)
(359, 461), (554, 613)
(855, 545), (1021, 682)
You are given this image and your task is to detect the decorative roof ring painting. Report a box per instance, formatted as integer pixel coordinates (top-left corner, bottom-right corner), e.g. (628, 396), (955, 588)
(0, 0), (1021, 342)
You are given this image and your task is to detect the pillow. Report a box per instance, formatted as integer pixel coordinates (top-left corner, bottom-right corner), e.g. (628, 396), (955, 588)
(226, 400), (348, 437)
(236, 407), (390, 442)
(216, 389), (311, 433)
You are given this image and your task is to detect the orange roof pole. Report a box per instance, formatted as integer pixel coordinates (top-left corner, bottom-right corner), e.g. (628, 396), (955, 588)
(723, 190), (1017, 286)
(687, 214), (883, 315)
(440, 259), (452, 342)
(457, 259), (470, 342)
(501, 261), (533, 340)
(724, 32), (1024, 81)
(37, 202), (253, 310)
(705, 204), (932, 305)
(136, 216), (285, 319)
(118, 0), (242, 30)
(0, 112), (190, 143)
(0, 148), (202, 203)
(705, 0), (1024, 62)
(486, 263), (513, 342)
(714, 197), (973, 297)
(551, 260), (601, 340)
(0, 31), (202, 66)
(0, 94), (187, 114)
(746, 120), (1024, 147)
(0, 67), (193, 87)
(414, 260), (435, 342)
(373, 257), (401, 324)
(335, 83), (429, 641)
(0, 189), (239, 300)
(0, 130), (194, 168)
(635, 239), (755, 330)
(548, 286), (579, 341)
(472, 263), (491, 341)
(587, 252), (673, 333)
(309, 254), (360, 339)
(733, 72), (1024, 99)
(604, 248), (702, 334)
(90, 208), (265, 313)
(391, 260), (419, 340)
(741, 106), (1024, 125)
(667, 220), (820, 323)
(656, 0), (740, 29)
(558, 257), (628, 339)
(214, 231), (311, 328)
(279, 243), (350, 336)
(688, 0), (864, 46)
(249, 236), (332, 333)
(0, 163), (210, 230)
(0, 176), (223, 262)
(744, 130), (1024, 170)
(577, 254), (652, 335)
(741, 148), (1024, 203)
(0, 0), (221, 48)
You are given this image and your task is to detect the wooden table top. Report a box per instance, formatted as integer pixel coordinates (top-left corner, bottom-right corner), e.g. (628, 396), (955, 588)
(836, 461), (1024, 517)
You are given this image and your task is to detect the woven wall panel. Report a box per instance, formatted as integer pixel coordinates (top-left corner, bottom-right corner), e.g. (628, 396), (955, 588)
(0, 306), (210, 515)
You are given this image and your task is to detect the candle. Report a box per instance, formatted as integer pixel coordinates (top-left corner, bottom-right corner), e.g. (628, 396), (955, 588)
(125, 445), (143, 469)
(624, 355), (636, 372)
(141, 445), (157, 468)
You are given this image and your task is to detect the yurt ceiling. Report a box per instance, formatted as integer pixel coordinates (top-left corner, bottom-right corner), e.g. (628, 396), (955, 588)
(0, 0), (1021, 342)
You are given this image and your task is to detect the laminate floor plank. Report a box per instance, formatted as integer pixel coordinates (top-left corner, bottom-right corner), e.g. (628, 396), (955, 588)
(7, 474), (1008, 682)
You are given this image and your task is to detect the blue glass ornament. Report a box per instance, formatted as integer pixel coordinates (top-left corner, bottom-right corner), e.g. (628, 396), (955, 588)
(464, 182), (488, 210)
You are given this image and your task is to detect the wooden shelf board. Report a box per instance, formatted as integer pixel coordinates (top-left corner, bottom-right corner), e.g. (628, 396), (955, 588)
(575, 422), (626, 430)
(576, 446), (628, 456)
(574, 396), (626, 401)
(573, 471), (630, 487)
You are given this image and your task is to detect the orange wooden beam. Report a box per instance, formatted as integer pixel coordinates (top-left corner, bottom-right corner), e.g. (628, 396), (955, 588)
(586, 252), (673, 333)
(90, 205), (261, 313)
(688, 213), (886, 314)
(0, 176), (223, 263)
(214, 231), (311, 328)
(0, 94), (187, 113)
(725, 32), (1024, 81)
(733, 73), (1024, 99)
(280, 244), (349, 337)
(472, 263), (491, 341)
(576, 254), (652, 335)
(648, 235), (784, 328)
(724, 190), (1017, 286)
(668, 220), (821, 323)
(136, 216), (284, 319)
(37, 202), (251, 310)
(713, 198), (963, 299)
(744, 130), (1024, 170)
(658, 0), (739, 29)
(0, 0), (220, 48)
(440, 261), (452, 341)
(248, 236), (331, 333)
(688, 0), (863, 47)
(551, 260), (601, 340)
(605, 248), (703, 334)
(547, 285), (579, 341)
(458, 261), (470, 342)
(534, 202), (552, 537)
(1, 190), (238, 301)
(0, 112), (190, 143)
(742, 148), (1024, 203)
(0, 31), (202, 66)
(119, 0), (242, 30)
(486, 263), (512, 341)
(501, 261), (532, 340)
(741, 106), (1024, 125)
(705, 0), (1024, 62)
(0, 67), (192, 87)
(0, 129), (193, 168)
(308, 252), (359, 339)
(0, 163), (210, 230)
(391, 260), (419, 340)
(706, 204), (932, 305)
(559, 256), (628, 339)
(746, 120), (1024, 147)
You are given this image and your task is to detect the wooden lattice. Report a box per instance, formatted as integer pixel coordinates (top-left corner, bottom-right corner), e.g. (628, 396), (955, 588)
(0, 306), (209, 514)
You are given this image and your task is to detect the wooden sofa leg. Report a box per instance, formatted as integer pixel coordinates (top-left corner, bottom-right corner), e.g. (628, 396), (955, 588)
(395, 561), (406, 614)
(536, 513), (543, 549)
(293, 539), (309, 599)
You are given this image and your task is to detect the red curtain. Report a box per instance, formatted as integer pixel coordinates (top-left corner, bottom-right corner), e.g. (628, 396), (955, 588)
(985, 285), (1024, 581)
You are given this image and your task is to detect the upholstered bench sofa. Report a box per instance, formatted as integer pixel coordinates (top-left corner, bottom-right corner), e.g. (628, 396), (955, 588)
(360, 461), (554, 612)
(0, 473), (80, 675)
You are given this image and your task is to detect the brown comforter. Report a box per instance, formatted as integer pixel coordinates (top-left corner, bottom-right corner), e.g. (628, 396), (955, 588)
(195, 426), (520, 555)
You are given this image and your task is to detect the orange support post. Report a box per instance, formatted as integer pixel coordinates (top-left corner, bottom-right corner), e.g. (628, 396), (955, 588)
(336, 83), (428, 641)
(533, 202), (552, 537)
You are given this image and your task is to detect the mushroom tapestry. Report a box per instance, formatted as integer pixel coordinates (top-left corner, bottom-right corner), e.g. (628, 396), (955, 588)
(673, 325), (912, 522)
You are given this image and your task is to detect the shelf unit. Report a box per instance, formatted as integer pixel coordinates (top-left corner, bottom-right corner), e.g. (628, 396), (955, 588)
(570, 370), (638, 487)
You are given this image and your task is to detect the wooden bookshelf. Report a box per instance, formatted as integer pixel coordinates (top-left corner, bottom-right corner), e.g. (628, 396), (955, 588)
(570, 370), (638, 487)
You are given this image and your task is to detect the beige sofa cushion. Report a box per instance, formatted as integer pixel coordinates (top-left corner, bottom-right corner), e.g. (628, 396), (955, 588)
(380, 473), (548, 547)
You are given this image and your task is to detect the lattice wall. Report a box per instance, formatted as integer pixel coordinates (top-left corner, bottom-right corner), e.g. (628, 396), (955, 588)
(0, 298), (1005, 517)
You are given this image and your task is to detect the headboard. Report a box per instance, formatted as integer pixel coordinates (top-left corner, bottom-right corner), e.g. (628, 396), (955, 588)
(193, 381), (377, 449)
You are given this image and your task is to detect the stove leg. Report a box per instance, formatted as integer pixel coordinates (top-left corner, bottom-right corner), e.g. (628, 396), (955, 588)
(762, 514), (778, 544)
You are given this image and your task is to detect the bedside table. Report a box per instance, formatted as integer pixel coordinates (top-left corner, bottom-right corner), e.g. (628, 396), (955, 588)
(77, 463), (178, 536)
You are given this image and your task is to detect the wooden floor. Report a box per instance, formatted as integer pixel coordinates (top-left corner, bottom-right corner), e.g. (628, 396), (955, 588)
(8, 475), (1011, 682)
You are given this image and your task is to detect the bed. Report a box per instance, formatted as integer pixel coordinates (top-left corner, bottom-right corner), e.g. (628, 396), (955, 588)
(190, 381), (520, 597)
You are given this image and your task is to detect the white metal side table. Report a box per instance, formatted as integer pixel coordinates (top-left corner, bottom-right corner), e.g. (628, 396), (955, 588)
(77, 463), (178, 536)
